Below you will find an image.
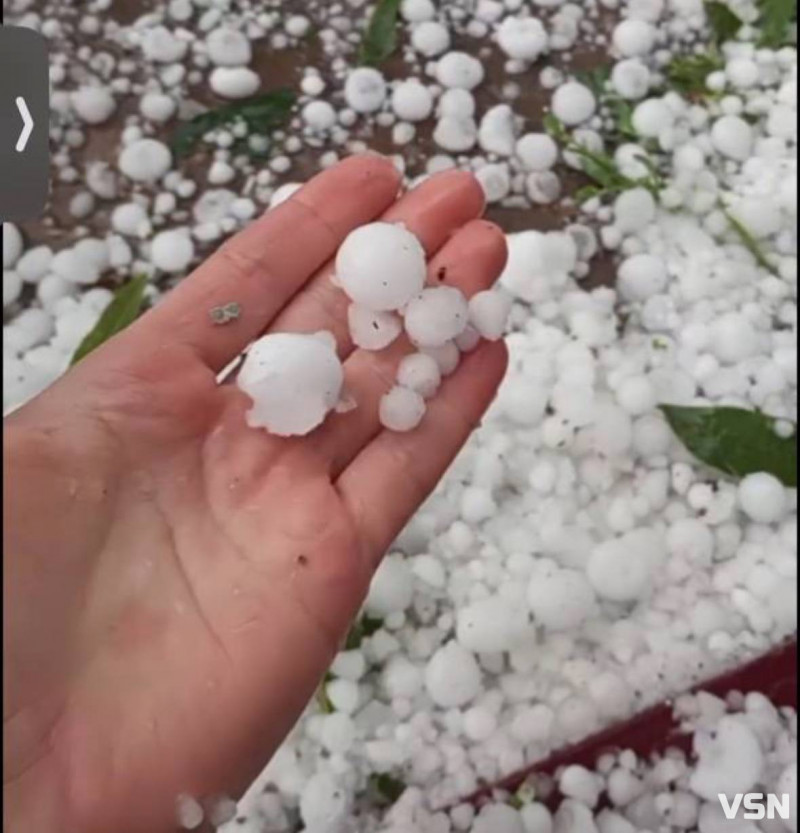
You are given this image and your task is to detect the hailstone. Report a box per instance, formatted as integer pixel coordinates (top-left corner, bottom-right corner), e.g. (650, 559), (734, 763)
(404, 286), (469, 348)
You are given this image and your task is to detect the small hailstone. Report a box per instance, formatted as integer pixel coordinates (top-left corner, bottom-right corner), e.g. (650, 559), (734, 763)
(367, 554), (414, 614)
(237, 333), (344, 436)
(320, 712), (356, 753)
(206, 796), (237, 827)
(210, 67), (260, 99)
(347, 304), (402, 351)
(553, 799), (599, 833)
(3, 224), (23, 269)
(302, 100), (337, 132)
(521, 803), (554, 833)
(70, 86), (116, 124)
(612, 19), (656, 56)
(560, 766), (604, 808)
(379, 386), (426, 432)
(16, 245), (51, 283)
(404, 287), (469, 348)
(396, 352), (441, 398)
(476, 163), (511, 203)
(424, 641), (482, 707)
(175, 794), (204, 830)
(689, 716), (764, 801)
(411, 20), (451, 57)
(438, 88), (476, 119)
(326, 678), (360, 714)
(299, 773), (350, 832)
(140, 92), (177, 123)
(472, 804), (525, 833)
(456, 593), (532, 653)
(141, 26), (187, 63)
(344, 67), (387, 113)
(118, 139), (172, 183)
(516, 133), (559, 170)
(738, 472), (787, 524)
(478, 104), (518, 156)
(468, 290), (512, 341)
(497, 16), (549, 61)
(710, 115), (754, 161)
(206, 27), (252, 66)
(617, 253), (668, 301)
(632, 98), (674, 138)
(551, 81), (596, 126)
(434, 116), (478, 152)
(336, 223), (426, 312)
(586, 530), (657, 602)
(613, 188), (656, 234)
(436, 52), (485, 90)
(422, 341), (460, 376)
(392, 80), (434, 122)
(3, 271), (21, 308)
(527, 171), (562, 204)
(777, 762), (797, 833)
(401, 0), (436, 22)
(527, 563), (596, 630)
(150, 229), (194, 273)
(611, 59), (651, 100)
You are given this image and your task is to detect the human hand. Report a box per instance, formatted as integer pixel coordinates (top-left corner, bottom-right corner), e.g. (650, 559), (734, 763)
(3, 155), (508, 833)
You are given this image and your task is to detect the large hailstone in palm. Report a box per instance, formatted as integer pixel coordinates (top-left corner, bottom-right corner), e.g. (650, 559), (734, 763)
(237, 332), (344, 436)
(335, 222), (426, 312)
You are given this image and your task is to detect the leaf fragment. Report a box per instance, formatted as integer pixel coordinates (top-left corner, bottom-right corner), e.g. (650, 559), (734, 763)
(358, 0), (402, 66)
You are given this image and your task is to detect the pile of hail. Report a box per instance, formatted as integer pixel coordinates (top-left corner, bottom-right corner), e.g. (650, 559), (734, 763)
(238, 222), (510, 436)
(2, 0), (796, 829)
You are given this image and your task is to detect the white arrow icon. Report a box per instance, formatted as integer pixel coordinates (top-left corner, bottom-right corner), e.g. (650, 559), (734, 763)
(15, 96), (33, 153)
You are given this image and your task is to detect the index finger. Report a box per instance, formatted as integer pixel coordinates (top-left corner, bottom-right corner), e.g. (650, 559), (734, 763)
(138, 155), (402, 371)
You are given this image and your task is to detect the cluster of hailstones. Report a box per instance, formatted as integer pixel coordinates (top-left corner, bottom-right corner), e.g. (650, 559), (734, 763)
(237, 222), (511, 437)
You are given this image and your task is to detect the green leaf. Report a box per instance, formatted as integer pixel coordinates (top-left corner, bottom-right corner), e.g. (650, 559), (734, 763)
(575, 185), (604, 203)
(70, 274), (149, 366)
(660, 405), (797, 486)
(705, 1), (745, 42)
(543, 112), (569, 141)
(316, 676), (335, 714)
(367, 773), (406, 806)
(666, 52), (725, 96)
(358, 0), (402, 66)
(345, 614), (384, 650)
(758, 0), (797, 46)
(171, 89), (296, 158)
(575, 65), (612, 98)
(725, 211), (780, 275)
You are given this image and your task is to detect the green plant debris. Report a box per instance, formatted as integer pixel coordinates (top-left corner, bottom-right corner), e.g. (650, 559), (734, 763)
(706, 1), (745, 42)
(725, 211), (780, 275)
(660, 405), (797, 486)
(209, 302), (242, 325)
(70, 274), (149, 366)
(666, 52), (725, 97)
(367, 773), (407, 807)
(358, 0), (402, 66)
(758, 0), (797, 47)
(544, 113), (664, 203)
(345, 614), (384, 650)
(171, 89), (296, 158)
(316, 672), (336, 714)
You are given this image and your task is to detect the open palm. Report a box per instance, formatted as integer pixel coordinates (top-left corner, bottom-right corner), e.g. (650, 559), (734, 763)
(3, 156), (508, 833)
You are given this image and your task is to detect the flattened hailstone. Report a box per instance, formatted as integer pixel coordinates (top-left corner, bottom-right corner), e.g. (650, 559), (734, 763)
(551, 81), (596, 126)
(3, 223), (23, 269)
(299, 772), (351, 832)
(210, 67), (260, 99)
(237, 333), (344, 436)
(347, 304), (402, 350)
(336, 223), (426, 311)
(425, 641), (482, 707)
(456, 592), (533, 653)
(206, 27), (252, 66)
(587, 528), (662, 602)
(516, 133), (559, 171)
(379, 386), (426, 432)
(404, 286), (469, 348)
(527, 562), (597, 631)
(711, 115), (754, 162)
(617, 253), (668, 301)
(366, 553), (414, 615)
(391, 80), (434, 122)
(396, 352), (441, 398)
(777, 762), (797, 833)
(497, 16), (548, 62)
(472, 804), (525, 833)
(70, 86), (116, 124)
(478, 104), (518, 156)
(344, 67), (387, 113)
(738, 472), (787, 524)
(269, 182), (302, 209)
(476, 163), (511, 203)
(689, 715), (764, 801)
(4, 270), (22, 308)
(435, 51), (485, 90)
(118, 139), (172, 183)
(150, 228), (195, 273)
(175, 794), (203, 830)
(17, 245), (52, 283)
(468, 290), (512, 341)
